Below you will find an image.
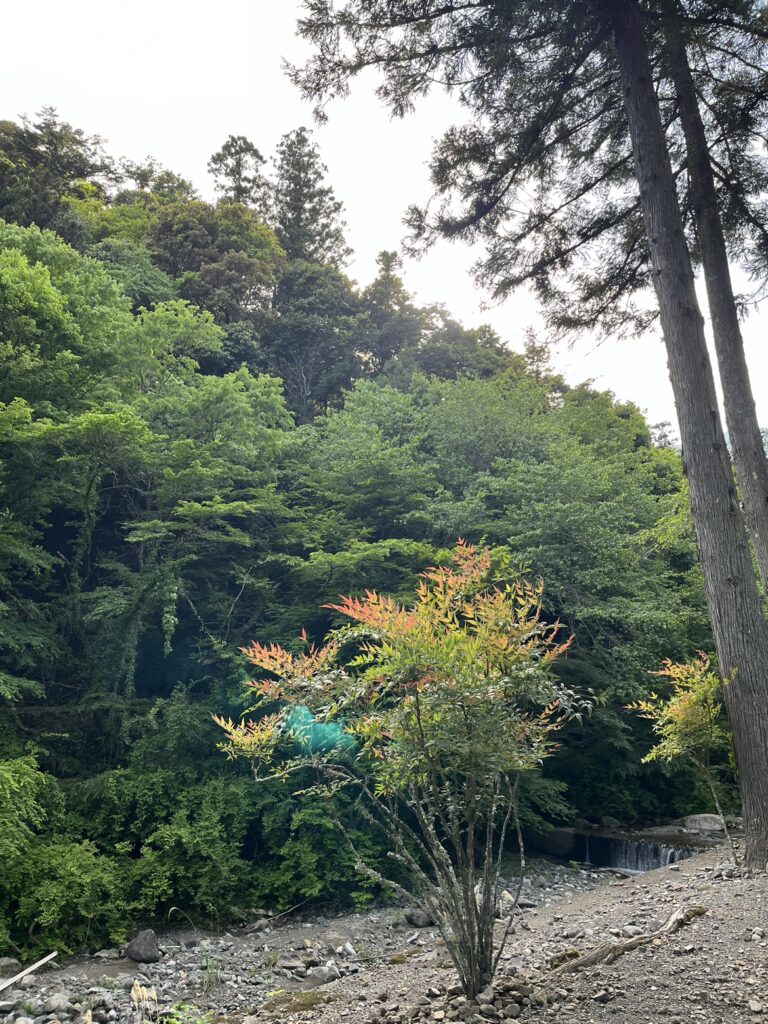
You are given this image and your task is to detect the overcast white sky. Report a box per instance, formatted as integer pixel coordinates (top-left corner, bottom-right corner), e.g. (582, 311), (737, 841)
(4, 0), (768, 429)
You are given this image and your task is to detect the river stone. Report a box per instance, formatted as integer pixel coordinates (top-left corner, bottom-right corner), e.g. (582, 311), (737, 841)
(277, 957), (305, 971)
(0, 957), (21, 976)
(641, 825), (689, 837)
(308, 962), (341, 985)
(405, 909), (434, 928)
(125, 929), (162, 963)
(684, 813), (724, 832)
(43, 993), (73, 1014)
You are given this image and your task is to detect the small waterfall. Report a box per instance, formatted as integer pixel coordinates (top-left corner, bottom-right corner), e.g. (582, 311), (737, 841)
(573, 832), (695, 873)
(609, 838), (689, 872)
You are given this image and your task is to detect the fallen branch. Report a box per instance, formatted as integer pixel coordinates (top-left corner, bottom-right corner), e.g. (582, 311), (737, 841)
(0, 951), (58, 994)
(553, 905), (707, 974)
(244, 896), (313, 933)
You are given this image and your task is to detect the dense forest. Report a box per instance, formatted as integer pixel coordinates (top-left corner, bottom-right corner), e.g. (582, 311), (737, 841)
(0, 108), (718, 955)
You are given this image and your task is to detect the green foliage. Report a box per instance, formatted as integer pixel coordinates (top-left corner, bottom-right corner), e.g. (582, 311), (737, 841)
(262, 260), (365, 420)
(208, 135), (269, 212)
(160, 1004), (214, 1024)
(9, 841), (128, 953)
(629, 654), (729, 768)
(0, 756), (48, 859)
(0, 107), (113, 231)
(89, 238), (177, 311)
(0, 110), (712, 955)
(627, 654), (738, 852)
(272, 127), (351, 267)
(216, 543), (586, 996)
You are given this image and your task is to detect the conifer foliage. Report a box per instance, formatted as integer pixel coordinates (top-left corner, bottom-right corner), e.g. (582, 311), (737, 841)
(272, 126), (352, 267)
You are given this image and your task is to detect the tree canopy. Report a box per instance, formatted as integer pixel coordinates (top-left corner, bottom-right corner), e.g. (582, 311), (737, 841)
(0, 104), (728, 952)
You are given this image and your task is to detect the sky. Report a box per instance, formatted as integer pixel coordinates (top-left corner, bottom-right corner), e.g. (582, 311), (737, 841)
(3, 0), (768, 430)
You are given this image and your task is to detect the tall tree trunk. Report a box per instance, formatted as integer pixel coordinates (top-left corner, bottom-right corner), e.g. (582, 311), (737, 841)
(607, 0), (768, 868)
(664, 21), (768, 596)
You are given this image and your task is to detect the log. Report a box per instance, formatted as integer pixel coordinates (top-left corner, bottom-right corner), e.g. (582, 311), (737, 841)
(553, 906), (707, 974)
(0, 951), (58, 993)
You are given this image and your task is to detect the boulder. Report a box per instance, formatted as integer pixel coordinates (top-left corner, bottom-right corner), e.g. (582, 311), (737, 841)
(640, 825), (688, 837)
(405, 909), (434, 928)
(600, 816), (622, 830)
(684, 813), (724, 833)
(308, 962), (341, 985)
(125, 929), (162, 963)
(43, 993), (73, 1015)
(277, 958), (305, 972)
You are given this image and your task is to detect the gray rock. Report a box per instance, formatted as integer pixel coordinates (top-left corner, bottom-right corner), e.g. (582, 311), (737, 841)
(622, 925), (644, 938)
(124, 930), (162, 964)
(92, 950), (120, 961)
(0, 958), (21, 976)
(276, 958), (305, 972)
(405, 909), (433, 928)
(246, 918), (272, 935)
(14, 1018), (34, 1024)
(684, 813), (724, 832)
(308, 962), (341, 985)
(600, 816), (622, 830)
(640, 825), (690, 838)
(43, 994), (72, 1015)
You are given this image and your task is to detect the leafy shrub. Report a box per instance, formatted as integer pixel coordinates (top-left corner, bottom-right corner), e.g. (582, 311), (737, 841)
(7, 840), (127, 952)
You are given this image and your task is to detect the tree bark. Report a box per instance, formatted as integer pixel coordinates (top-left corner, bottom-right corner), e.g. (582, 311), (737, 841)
(607, 0), (768, 868)
(663, 21), (768, 596)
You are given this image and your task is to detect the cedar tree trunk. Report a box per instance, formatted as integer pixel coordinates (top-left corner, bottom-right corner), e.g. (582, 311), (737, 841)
(608, 0), (768, 868)
(664, 21), (768, 596)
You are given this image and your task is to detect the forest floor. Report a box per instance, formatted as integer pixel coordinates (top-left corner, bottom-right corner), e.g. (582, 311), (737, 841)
(3, 846), (767, 1024)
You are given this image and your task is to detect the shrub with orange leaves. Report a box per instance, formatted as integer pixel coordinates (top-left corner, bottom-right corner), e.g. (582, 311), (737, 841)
(215, 540), (587, 997)
(627, 653), (737, 861)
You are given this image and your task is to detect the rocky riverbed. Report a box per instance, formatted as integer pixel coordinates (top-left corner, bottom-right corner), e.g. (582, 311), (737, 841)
(2, 848), (764, 1024)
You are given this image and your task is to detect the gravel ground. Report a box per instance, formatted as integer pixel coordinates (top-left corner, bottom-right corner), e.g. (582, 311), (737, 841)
(241, 848), (768, 1024)
(4, 848), (765, 1024)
